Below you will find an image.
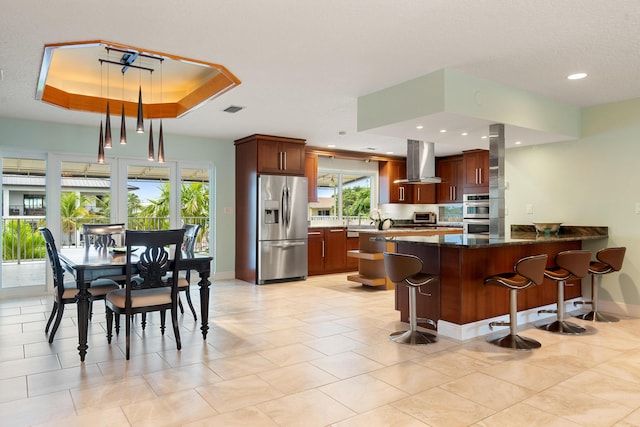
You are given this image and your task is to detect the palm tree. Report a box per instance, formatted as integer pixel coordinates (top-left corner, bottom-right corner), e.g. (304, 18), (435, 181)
(138, 183), (171, 229)
(60, 192), (93, 245)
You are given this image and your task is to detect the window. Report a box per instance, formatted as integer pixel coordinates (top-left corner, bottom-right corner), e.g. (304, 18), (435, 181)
(23, 194), (46, 215)
(310, 159), (375, 222)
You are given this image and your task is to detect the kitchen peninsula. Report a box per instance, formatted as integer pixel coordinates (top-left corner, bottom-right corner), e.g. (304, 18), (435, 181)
(383, 225), (608, 340)
(347, 227), (462, 290)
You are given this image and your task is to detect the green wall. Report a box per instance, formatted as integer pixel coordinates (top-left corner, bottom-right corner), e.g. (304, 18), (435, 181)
(505, 100), (640, 313)
(0, 117), (236, 279)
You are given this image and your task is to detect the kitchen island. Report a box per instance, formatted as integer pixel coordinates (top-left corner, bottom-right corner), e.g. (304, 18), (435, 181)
(384, 225), (608, 340)
(347, 227), (462, 290)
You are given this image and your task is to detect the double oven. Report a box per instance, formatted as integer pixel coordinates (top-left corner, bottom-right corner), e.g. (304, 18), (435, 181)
(463, 193), (490, 234)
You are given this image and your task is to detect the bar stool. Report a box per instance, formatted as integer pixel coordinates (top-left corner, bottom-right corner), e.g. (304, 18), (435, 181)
(484, 254), (548, 350)
(383, 252), (439, 345)
(537, 250), (591, 335)
(574, 247), (626, 322)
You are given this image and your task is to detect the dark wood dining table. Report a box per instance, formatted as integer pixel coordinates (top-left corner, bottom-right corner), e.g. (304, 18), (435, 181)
(58, 246), (213, 361)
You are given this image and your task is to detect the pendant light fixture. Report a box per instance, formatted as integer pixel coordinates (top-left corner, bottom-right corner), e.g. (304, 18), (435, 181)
(104, 55), (112, 148)
(120, 71), (127, 145)
(157, 59), (165, 163)
(148, 69), (155, 161)
(158, 122), (165, 163)
(104, 101), (112, 148)
(148, 121), (155, 161)
(97, 120), (105, 164)
(136, 65), (144, 133)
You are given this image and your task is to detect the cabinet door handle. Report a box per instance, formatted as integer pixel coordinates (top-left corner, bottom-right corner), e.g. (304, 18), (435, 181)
(283, 151), (287, 170)
(399, 187), (405, 201)
(321, 241), (325, 257)
(417, 187), (421, 200)
(479, 168), (483, 184)
(308, 232), (322, 236)
(329, 229), (344, 233)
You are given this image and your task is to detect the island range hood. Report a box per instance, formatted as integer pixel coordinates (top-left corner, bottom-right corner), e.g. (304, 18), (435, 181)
(395, 139), (442, 184)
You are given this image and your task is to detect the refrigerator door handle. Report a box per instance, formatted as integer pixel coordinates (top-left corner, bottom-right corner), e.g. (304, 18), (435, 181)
(271, 241), (306, 248)
(281, 186), (287, 227)
(285, 186), (291, 227)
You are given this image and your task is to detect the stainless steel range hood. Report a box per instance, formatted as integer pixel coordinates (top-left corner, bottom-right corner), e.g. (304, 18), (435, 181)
(395, 140), (442, 184)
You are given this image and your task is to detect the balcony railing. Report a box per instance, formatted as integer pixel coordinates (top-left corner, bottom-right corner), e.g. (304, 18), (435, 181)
(2, 216), (210, 263)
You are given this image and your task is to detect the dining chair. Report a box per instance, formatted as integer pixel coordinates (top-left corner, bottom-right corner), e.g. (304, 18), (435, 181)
(82, 223), (127, 287)
(39, 227), (119, 343)
(176, 223), (201, 319)
(105, 228), (186, 360)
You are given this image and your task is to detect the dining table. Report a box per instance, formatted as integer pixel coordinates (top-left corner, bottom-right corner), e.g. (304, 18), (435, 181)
(58, 245), (213, 362)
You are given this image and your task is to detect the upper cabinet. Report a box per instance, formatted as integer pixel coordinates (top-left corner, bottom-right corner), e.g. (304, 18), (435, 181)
(412, 184), (436, 204)
(436, 155), (463, 203)
(305, 152), (318, 202)
(379, 160), (412, 203)
(462, 149), (489, 193)
(235, 134), (306, 176)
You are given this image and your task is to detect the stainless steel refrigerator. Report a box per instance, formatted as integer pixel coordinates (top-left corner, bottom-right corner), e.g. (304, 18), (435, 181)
(257, 175), (308, 284)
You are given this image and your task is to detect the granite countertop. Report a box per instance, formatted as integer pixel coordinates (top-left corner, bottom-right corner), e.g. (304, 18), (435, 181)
(375, 225), (608, 248)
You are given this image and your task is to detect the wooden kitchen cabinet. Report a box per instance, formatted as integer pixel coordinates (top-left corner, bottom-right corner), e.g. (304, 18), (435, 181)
(463, 149), (489, 193)
(307, 227), (351, 275)
(307, 229), (325, 275)
(412, 183), (436, 204)
(236, 134), (306, 176)
(324, 228), (347, 272)
(305, 152), (318, 202)
(346, 235), (359, 270)
(379, 160), (412, 203)
(436, 155), (463, 203)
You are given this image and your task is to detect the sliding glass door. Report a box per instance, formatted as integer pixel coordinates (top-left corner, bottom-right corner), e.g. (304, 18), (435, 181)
(1, 155), (48, 292)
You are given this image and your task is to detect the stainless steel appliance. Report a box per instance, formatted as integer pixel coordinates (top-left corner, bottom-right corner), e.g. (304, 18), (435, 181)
(413, 211), (437, 224)
(463, 193), (489, 234)
(463, 218), (490, 234)
(258, 175), (308, 284)
(463, 193), (490, 219)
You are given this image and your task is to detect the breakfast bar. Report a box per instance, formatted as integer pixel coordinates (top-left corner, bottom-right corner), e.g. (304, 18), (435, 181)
(384, 225), (608, 340)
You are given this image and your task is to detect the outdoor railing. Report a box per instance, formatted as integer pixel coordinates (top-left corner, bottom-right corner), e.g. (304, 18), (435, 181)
(2, 215), (210, 263)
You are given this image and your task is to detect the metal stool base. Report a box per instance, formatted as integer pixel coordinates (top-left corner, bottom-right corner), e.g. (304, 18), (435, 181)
(487, 334), (541, 350)
(575, 311), (619, 323)
(390, 329), (438, 345)
(537, 320), (586, 335)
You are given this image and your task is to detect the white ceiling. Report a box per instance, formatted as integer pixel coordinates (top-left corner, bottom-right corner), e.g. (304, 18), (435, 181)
(1, 1), (639, 157)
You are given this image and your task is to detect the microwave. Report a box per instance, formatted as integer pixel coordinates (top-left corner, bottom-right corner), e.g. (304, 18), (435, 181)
(413, 211), (437, 224)
(463, 193), (489, 219)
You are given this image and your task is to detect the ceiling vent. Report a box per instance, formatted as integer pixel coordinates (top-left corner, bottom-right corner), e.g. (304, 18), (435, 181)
(223, 105), (244, 113)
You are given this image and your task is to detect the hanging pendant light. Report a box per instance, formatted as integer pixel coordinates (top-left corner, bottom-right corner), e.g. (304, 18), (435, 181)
(136, 86), (144, 133)
(157, 59), (165, 163)
(120, 103), (127, 144)
(104, 101), (112, 148)
(97, 120), (105, 163)
(158, 121), (165, 163)
(120, 72), (127, 144)
(148, 121), (155, 161)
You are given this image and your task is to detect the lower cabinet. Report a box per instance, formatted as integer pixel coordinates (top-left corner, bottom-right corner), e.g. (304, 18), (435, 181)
(308, 227), (356, 275)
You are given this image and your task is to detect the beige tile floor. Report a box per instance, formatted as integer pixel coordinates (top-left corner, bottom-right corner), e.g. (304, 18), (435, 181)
(1, 274), (640, 426)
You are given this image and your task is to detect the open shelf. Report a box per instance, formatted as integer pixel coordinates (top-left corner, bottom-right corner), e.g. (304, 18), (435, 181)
(347, 274), (387, 287)
(347, 250), (384, 260)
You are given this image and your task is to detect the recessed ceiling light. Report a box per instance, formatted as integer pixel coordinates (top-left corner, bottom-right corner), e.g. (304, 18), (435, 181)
(439, 129), (447, 133)
(567, 72), (587, 80)
(338, 131), (347, 136)
(481, 135), (488, 139)
(461, 132), (468, 136)
(514, 141), (522, 145)
(416, 125), (423, 129)
(328, 144), (336, 148)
